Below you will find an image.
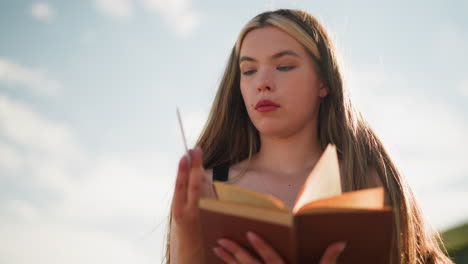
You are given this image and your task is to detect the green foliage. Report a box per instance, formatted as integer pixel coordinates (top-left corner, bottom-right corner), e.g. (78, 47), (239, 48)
(442, 222), (468, 263)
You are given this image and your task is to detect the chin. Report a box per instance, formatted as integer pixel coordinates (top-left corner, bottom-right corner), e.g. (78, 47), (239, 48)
(254, 116), (313, 139)
(256, 124), (295, 138)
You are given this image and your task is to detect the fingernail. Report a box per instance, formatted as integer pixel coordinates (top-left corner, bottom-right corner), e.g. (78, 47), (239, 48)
(246, 231), (256, 242)
(217, 239), (228, 248)
(338, 242), (346, 253)
(191, 147), (199, 153)
(189, 148), (200, 158)
(212, 247), (222, 256)
(184, 153), (191, 166)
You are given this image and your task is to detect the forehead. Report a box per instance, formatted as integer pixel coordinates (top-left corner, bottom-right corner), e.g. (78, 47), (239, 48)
(239, 26), (305, 57)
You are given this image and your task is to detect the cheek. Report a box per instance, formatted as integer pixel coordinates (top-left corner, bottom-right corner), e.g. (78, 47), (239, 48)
(281, 74), (321, 116)
(282, 75), (318, 102)
(240, 83), (255, 110)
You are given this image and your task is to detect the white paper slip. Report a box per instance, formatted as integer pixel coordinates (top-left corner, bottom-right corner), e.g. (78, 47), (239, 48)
(176, 107), (191, 166)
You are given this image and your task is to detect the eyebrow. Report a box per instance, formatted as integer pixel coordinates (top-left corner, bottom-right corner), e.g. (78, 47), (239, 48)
(239, 50), (300, 64)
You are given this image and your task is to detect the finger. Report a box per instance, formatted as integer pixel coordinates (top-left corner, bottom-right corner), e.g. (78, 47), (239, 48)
(213, 247), (238, 264)
(246, 231), (285, 264)
(172, 155), (189, 219)
(189, 147), (203, 170)
(218, 239), (261, 264)
(319, 242), (346, 264)
(187, 148), (204, 208)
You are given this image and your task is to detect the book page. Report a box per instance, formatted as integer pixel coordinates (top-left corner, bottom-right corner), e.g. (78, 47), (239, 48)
(293, 144), (342, 213)
(213, 181), (289, 210)
(199, 198), (292, 226)
(295, 187), (386, 213)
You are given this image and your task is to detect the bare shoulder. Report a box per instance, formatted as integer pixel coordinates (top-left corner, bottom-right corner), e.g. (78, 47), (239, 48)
(229, 160), (249, 179)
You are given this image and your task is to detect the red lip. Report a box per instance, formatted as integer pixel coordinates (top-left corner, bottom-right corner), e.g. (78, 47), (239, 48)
(255, 99), (280, 112)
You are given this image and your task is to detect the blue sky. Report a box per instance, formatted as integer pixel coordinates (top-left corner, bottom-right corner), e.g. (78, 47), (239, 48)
(1, 0), (467, 263)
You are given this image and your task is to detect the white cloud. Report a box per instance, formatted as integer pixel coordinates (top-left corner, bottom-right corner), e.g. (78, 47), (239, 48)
(0, 95), (83, 161)
(51, 152), (174, 263)
(0, 219), (153, 264)
(0, 95), (87, 192)
(92, 0), (201, 36)
(142, 0), (201, 37)
(94, 0), (133, 20)
(0, 58), (61, 96)
(30, 2), (55, 23)
(59, 153), (174, 223)
(0, 94), (173, 263)
(0, 142), (22, 173)
(416, 186), (468, 231)
(1, 199), (40, 222)
(0, 94), (174, 219)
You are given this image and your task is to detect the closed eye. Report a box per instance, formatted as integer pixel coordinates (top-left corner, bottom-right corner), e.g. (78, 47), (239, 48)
(277, 65), (296, 71)
(242, 69), (257, 76)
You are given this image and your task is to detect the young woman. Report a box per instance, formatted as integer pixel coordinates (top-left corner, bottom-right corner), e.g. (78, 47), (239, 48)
(165, 9), (452, 264)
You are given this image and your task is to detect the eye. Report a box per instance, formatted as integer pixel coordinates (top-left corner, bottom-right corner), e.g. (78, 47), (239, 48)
(277, 65), (296, 71)
(242, 69), (257, 76)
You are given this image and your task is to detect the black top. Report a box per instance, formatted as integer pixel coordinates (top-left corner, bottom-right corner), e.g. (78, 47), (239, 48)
(212, 163), (229, 182)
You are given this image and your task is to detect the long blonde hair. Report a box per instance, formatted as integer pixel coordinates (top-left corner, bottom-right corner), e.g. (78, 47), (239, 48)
(164, 9), (452, 264)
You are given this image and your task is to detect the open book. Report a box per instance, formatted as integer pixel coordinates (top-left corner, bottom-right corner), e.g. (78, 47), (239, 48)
(198, 145), (395, 264)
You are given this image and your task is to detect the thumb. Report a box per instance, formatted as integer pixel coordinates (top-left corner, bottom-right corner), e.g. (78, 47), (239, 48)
(319, 242), (346, 264)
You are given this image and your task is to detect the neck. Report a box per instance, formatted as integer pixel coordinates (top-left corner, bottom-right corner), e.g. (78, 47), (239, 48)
(252, 121), (323, 176)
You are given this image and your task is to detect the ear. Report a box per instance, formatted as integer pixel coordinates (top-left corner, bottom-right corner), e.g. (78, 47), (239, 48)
(318, 80), (329, 98)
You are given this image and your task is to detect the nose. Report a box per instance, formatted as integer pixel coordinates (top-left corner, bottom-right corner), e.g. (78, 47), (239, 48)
(257, 82), (272, 93)
(256, 70), (274, 93)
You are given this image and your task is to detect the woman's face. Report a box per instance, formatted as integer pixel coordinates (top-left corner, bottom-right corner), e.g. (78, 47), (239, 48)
(239, 26), (327, 138)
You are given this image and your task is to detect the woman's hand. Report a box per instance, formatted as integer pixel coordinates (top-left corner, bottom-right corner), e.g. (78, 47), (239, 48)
(170, 148), (206, 263)
(213, 231), (346, 264)
(172, 148), (205, 231)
